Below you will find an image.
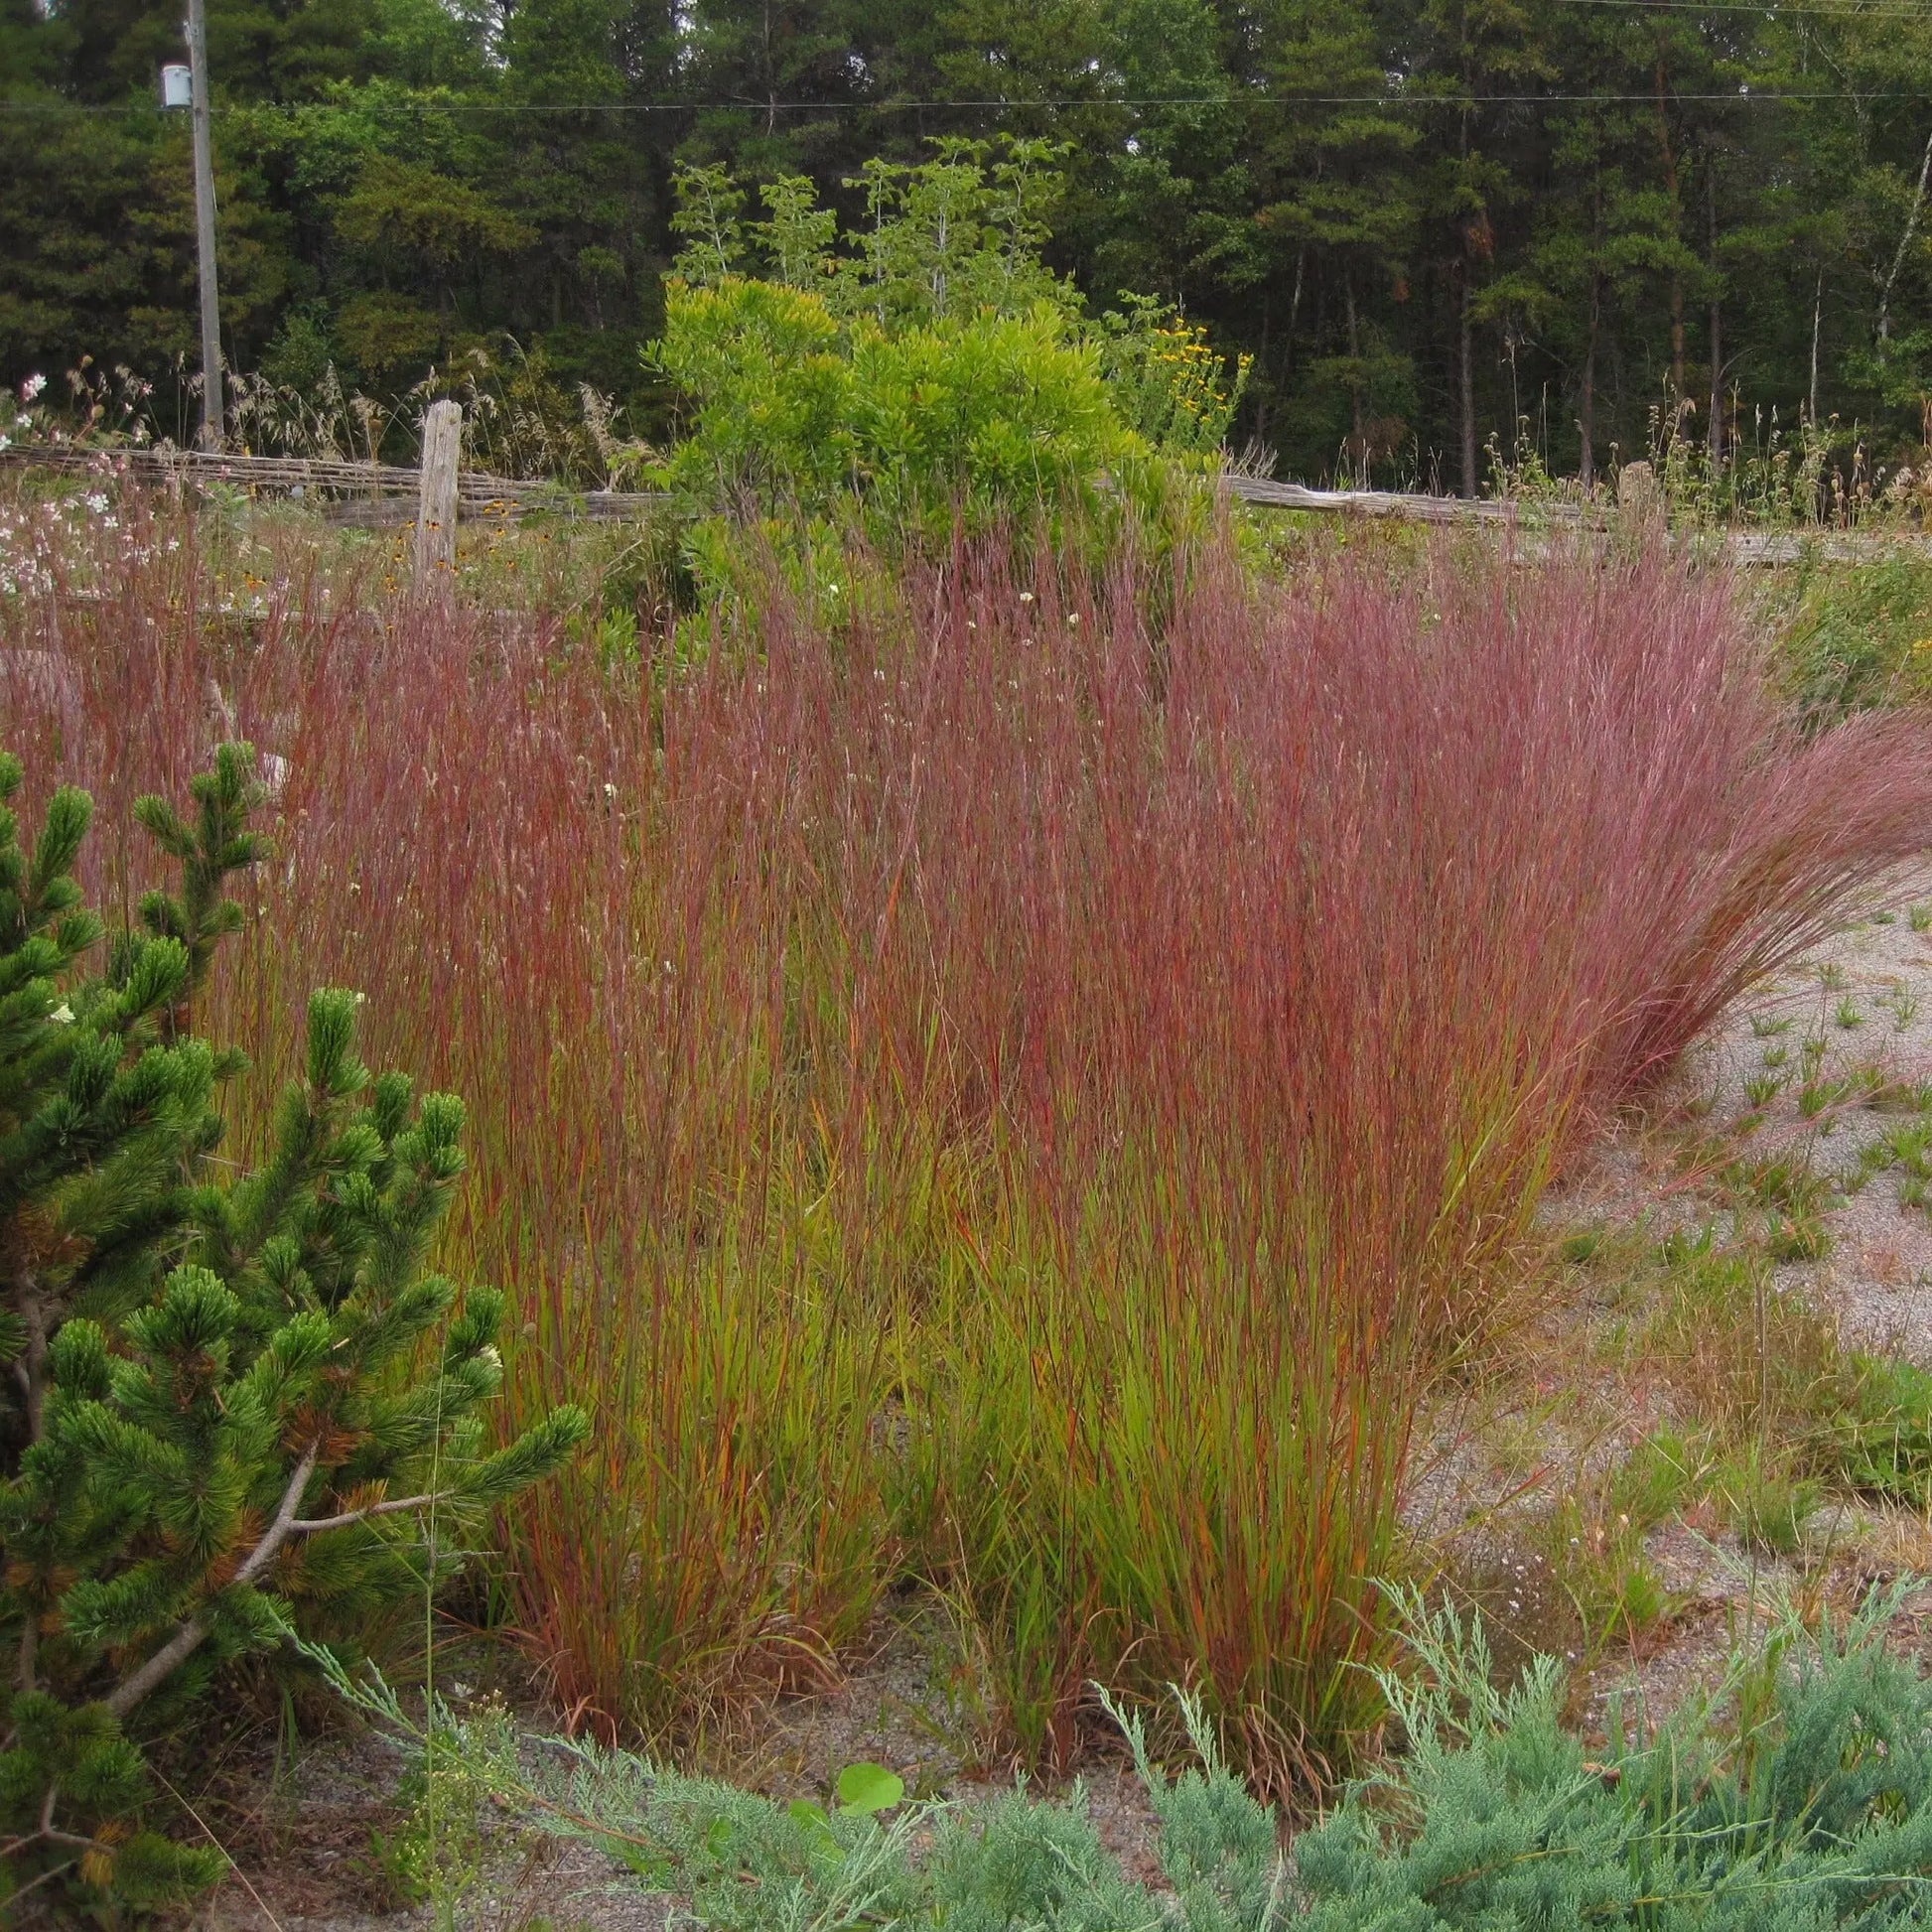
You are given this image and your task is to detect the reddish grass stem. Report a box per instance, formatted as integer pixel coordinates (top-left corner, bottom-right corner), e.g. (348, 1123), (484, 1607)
(8, 491), (1931, 1787)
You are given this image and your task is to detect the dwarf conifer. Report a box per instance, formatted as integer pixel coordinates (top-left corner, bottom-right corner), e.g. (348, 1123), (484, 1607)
(0, 744), (588, 1914)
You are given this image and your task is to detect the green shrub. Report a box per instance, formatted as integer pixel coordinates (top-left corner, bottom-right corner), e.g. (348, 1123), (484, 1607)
(646, 144), (1245, 543)
(486, 1584), (1932, 1928)
(1298, 1582), (1932, 1927)
(652, 279), (1148, 536)
(666, 141), (1077, 330)
(1097, 293), (1248, 458)
(0, 745), (587, 1915)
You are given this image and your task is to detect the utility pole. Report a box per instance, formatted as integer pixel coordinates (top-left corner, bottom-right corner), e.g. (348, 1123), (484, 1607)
(181, 0), (223, 448)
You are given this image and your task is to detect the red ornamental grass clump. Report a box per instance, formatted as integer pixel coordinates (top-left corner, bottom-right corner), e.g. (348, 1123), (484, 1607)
(6, 492), (1931, 1789)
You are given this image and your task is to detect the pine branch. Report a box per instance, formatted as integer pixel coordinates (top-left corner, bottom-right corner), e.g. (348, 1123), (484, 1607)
(0, 1856), (83, 1905)
(287, 1488), (460, 1535)
(17, 1586), (36, 1695)
(283, 1403), (585, 1537)
(97, 1438), (565, 1720)
(0, 1779), (96, 1866)
(0, 1824), (96, 1860)
(103, 1438), (320, 1721)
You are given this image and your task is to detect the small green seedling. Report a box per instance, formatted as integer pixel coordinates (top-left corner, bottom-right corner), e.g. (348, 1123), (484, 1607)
(1835, 998), (1863, 1031)
(835, 1764), (906, 1816)
(1886, 985), (1922, 1031)
(1800, 1036), (1828, 1079)
(1819, 962), (1850, 992)
(1762, 1044), (1790, 1069)
(1744, 1073), (1782, 1108)
(1850, 1143), (1892, 1191)
(1610, 1428), (1706, 1525)
(1913, 904), (1932, 932)
(1872, 909), (1898, 926)
(1726, 1155), (1831, 1216)
(1751, 1014), (1795, 1039)
(787, 1762), (908, 1845)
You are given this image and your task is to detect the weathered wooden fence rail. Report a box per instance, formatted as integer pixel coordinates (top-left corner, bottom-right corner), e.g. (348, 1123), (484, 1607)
(0, 444), (1581, 523)
(1223, 476), (1589, 525)
(5, 442), (1929, 563)
(0, 443), (664, 522)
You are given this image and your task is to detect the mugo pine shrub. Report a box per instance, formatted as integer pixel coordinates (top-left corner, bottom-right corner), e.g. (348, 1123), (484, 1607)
(0, 743), (587, 1913)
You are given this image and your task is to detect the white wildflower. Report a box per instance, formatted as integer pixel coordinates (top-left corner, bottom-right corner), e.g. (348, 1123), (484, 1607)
(49, 1003), (74, 1025)
(20, 373), (46, 402)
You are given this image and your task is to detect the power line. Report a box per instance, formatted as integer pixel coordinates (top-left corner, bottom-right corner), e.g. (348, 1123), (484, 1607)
(0, 87), (1926, 115)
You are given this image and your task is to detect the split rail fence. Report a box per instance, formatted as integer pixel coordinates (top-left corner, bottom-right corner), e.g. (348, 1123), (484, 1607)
(4, 438), (1927, 567)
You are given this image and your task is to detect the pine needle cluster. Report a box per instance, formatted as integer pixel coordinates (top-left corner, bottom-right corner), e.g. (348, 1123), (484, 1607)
(0, 743), (587, 1915)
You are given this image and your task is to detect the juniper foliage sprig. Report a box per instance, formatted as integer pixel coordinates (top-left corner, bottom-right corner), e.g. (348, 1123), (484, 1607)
(495, 1586), (1932, 1929)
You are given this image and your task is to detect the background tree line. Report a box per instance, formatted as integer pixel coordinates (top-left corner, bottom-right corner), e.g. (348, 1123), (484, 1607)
(5, 0), (1932, 486)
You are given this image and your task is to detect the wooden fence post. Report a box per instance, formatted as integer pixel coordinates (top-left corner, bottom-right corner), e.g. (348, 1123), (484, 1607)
(414, 400), (462, 584)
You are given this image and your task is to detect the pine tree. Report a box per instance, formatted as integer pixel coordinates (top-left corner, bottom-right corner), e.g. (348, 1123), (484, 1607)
(0, 743), (588, 1915)
(1247, 0), (1425, 480)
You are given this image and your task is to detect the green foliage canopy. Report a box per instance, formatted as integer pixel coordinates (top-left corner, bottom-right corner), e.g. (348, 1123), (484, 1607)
(646, 149), (1239, 532)
(7, 0), (1932, 481)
